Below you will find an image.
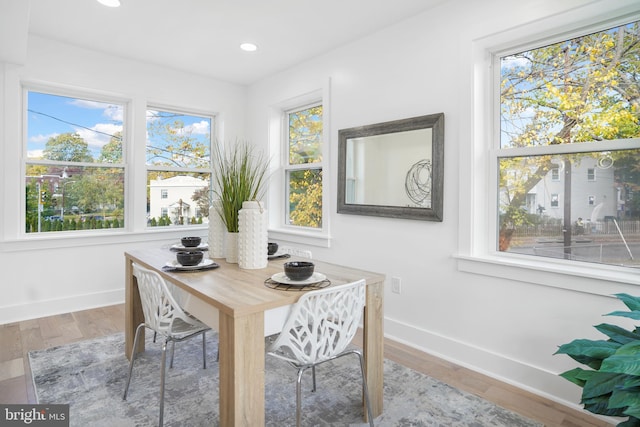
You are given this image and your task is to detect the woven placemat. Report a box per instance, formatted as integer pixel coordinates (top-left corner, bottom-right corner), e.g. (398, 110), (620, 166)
(264, 278), (331, 291)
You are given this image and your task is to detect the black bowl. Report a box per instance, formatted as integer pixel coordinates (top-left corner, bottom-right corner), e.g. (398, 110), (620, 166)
(181, 236), (201, 248)
(267, 242), (279, 255)
(284, 261), (315, 281)
(176, 251), (203, 266)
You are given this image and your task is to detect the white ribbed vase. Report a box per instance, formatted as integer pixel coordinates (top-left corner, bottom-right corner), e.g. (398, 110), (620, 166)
(225, 232), (239, 264)
(238, 201), (268, 269)
(208, 202), (226, 259)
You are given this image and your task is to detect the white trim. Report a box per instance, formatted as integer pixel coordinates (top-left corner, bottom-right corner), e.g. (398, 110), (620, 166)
(267, 81), (331, 248)
(0, 289), (123, 325)
(458, 2), (640, 295)
(384, 316), (616, 424)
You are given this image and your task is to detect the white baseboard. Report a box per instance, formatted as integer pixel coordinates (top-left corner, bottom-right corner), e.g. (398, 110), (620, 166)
(384, 316), (613, 423)
(0, 289), (124, 324)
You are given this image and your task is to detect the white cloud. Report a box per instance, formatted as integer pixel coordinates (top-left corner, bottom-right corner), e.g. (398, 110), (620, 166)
(187, 120), (210, 135)
(70, 99), (123, 122)
(76, 123), (123, 149)
(30, 132), (59, 143)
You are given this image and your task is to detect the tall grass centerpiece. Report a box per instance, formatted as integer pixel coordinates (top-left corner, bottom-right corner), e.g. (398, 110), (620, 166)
(212, 141), (269, 233)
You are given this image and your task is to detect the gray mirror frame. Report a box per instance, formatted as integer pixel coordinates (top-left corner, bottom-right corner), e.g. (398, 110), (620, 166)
(337, 113), (444, 221)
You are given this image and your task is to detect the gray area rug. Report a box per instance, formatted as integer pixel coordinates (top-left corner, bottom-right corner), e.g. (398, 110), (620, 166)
(29, 332), (542, 426)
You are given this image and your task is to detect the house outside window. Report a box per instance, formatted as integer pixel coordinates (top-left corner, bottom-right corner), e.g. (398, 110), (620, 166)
(24, 90), (125, 233)
(146, 107), (213, 227)
(285, 104), (323, 228)
(496, 18), (640, 268)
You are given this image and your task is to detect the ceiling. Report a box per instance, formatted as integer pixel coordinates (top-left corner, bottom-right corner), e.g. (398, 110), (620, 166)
(27, 0), (446, 85)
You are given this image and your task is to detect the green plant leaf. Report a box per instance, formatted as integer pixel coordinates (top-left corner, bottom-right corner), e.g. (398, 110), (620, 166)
(583, 371), (629, 399)
(595, 323), (640, 345)
(618, 416), (640, 427)
(626, 406), (640, 421)
(607, 311), (640, 321)
(601, 343), (640, 375)
(582, 394), (627, 417)
(560, 367), (590, 387)
(614, 294), (640, 312)
(555, 339), (620, 369)
(610, 387), (640, 409)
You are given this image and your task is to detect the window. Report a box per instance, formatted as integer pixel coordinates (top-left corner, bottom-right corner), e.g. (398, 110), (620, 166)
(497, 19), (640, 268)
(146, 108), (213, 227)
(25, 90), (125, 233)
(285, 104), (323, 228)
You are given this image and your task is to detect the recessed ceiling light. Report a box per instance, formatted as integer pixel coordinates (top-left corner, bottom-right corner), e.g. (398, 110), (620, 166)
(240, 43), (258, 52)
(97, 0), (121, 7)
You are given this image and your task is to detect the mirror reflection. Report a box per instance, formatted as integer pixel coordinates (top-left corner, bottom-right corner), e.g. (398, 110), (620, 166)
(345, 129), (432, 207)
(338, 113), (444, 221)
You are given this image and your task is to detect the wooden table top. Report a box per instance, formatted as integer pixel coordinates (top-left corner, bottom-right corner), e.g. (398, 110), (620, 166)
(125, 248), (385, 319)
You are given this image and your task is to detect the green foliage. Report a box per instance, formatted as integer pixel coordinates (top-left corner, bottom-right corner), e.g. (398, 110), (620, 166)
(289, 169), (322, 228)
(43, 133), (94, 162)
(555, 293), (640, 425)
(287, 105), (323, 227)
(212, 141), (269, 233)
(500, 21), (640, 234)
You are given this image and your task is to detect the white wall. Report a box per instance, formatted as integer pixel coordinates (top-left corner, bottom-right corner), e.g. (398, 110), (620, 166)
(246, 0), (639, 415)
(2, 0), (639, 417)
(0, 35), (247, 322)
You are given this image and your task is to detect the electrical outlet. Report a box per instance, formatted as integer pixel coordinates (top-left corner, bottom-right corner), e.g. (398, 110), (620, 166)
(391, 277), (402, 294)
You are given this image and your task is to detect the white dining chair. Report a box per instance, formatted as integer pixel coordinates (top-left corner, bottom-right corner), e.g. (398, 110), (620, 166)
(266, 279), (375, 427)
(123, 263), (211, 427)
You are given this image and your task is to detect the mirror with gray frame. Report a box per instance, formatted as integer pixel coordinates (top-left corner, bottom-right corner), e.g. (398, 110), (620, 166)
(337, 113), (444, 221)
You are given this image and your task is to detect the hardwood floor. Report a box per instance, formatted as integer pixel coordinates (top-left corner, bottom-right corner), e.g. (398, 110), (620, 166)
(0, 304), (612, 426)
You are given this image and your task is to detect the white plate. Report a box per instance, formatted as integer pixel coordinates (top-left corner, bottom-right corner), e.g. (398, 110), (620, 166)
(270, 272), (327, 286)
(171, 243), (209, 251)
(165, 258), (216, 271)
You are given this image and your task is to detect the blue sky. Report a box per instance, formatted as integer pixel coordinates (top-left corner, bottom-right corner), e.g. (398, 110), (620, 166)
(27, 91), (124, 160)
(27, 91), (211, 162)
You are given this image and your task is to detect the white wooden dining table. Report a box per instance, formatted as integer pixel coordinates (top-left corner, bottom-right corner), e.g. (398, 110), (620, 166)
(124, 247), (385, 426)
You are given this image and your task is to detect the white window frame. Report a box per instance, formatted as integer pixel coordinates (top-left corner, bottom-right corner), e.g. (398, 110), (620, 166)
(145, 104), (215, 229)
(21, 84), (129, 238)
(457, 3), (640, 295)
(267, 87), (330, 248)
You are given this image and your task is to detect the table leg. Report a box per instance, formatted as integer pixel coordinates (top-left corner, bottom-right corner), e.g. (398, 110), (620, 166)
(364, 280), (384, 418)
(124, 258), (145, 360)
(219, 310), (265, 426)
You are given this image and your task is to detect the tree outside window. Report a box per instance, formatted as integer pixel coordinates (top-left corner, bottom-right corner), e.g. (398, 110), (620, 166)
(145, 108), (212, 227)
(286, 104), (323, 228)
(25, 91), (125, 233)
(498, 19), (640, 267)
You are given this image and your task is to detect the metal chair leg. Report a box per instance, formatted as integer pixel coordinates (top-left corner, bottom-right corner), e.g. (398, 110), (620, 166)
(159, 340), (169, 427)
(123, 323), (145, 400)
(355, 351), (375, 427)
(295, 367), (307, 427)
(201, 332), (207, 369)
(169, 341), (176, 368)
(311, 365), (317, 392)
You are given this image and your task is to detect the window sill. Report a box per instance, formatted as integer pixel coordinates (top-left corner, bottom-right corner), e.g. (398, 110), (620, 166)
(455, 253), (640, 296)
(1, 226), (208, 252)
(268, 227), (330, 248)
